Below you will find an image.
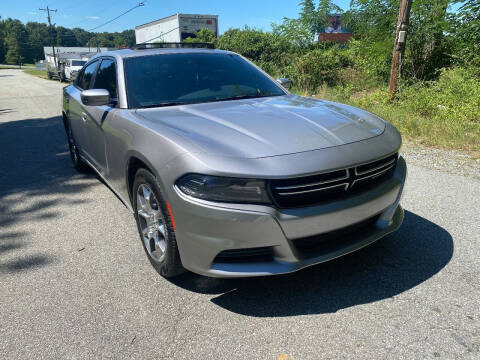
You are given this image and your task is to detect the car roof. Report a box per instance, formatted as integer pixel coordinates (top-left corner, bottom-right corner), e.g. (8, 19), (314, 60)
(90, 48), (232, 62)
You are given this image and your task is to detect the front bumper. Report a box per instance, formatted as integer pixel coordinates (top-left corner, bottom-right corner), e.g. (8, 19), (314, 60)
(171, 157), (407, 278)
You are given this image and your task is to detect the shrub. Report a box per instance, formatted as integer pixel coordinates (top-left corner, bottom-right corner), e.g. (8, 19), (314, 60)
(320, 67), (480, 153)
(346, 39), (393, 81)
(217, 27), (295, 65)
(283, 46), (353, 93)
(183, 28), (216, 44)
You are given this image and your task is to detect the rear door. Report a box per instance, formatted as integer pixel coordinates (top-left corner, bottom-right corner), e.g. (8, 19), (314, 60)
(69, 60), (100, 156)
(81, 57), (119, 175)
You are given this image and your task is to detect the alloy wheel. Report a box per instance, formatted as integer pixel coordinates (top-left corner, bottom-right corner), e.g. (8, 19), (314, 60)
(136, 183), (167, 263)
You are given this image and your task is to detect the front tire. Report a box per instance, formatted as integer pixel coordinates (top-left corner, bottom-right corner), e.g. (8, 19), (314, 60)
(133, 169), (184, 278)
(66, 122), (89, 173)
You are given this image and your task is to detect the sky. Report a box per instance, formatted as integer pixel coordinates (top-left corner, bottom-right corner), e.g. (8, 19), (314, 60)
(1, 0), (352, 33)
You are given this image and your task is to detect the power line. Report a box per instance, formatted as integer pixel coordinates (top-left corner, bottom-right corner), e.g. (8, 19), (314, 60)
(87, 2), (145, 32)
(63, 0), (122, 29)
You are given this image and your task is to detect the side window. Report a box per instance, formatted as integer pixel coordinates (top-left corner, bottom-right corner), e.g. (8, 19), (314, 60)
(76, 60), (99, 90)
(75, 69), (85, 88)
(93, 59), (117, 99)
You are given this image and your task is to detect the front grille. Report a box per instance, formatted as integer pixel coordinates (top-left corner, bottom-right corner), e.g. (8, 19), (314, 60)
(213, 246), (274, 263)
(292, 214), (381, 257)
(270, 153), (398, 208)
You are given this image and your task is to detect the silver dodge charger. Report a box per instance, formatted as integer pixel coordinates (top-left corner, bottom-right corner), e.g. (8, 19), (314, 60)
(62, 47), (406, 278)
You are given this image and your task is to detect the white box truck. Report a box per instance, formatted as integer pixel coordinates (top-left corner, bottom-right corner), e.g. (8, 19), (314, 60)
(135, 13), (218, 44)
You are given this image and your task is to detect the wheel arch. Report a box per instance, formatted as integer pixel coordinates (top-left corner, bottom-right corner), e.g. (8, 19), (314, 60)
(125, 152), (159, 205)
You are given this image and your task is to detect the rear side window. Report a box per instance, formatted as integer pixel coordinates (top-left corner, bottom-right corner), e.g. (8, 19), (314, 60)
(76, 60), (99, 90)
(93, 59), (117, 99)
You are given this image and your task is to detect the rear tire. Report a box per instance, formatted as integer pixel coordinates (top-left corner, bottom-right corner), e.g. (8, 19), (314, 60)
(66, 122), (89, 173)
(133, 169), (184, 278)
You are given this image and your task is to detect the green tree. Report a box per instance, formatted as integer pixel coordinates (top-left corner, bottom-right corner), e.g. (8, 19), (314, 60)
(25, 22), (50, 62)
(272, 0), (342, 46)
(348, 0), (455, 80)
(87, 32), (115, 48)
(404, 0), (453, 80)
(55, 26), (78, 47)
(300, 0), (318, 34)
(317, 0), (343, 30)
(217, 27), (295, 76)
(271, 17), (314, 47)
(4, 19), (28, 64)
(71, 27), (93, 46)
(0, 19), (6, 63)
(347, 0), (398, 40)
(119, 30), (136, 47)
(184, 28), (216, 43)
(454, 0), (480, 69)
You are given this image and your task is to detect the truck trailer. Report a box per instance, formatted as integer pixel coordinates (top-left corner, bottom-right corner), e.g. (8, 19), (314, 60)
(135, 13), (218, 44)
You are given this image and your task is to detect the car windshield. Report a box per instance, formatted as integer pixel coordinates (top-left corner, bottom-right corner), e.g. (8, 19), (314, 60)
(71, 60), (86, 66)
(124, 52), (286, 108)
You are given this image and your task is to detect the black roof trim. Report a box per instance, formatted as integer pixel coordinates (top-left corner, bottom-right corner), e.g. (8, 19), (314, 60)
(132, 42), (215, 50)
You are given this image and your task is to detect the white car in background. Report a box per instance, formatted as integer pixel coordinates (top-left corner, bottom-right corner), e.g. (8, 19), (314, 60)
(64, 59), (86, 81)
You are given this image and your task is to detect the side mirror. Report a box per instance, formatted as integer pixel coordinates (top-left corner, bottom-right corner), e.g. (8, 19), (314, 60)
(80, 89), (110, 106)
(277, 78), (292, 90)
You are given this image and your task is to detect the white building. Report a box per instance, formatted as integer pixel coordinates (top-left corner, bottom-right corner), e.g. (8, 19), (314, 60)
(43, 46), (113, 64)
(135, 13), (219, 44)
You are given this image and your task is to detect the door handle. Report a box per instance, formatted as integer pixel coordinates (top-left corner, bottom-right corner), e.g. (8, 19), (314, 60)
(81, 112), (88, 122)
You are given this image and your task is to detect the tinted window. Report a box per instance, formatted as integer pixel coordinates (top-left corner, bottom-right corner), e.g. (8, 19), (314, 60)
(94, 59), (117, 99)
(72, 60), (86, 66)
(124, 53), (285, 108)
(76, 60), (99, 90)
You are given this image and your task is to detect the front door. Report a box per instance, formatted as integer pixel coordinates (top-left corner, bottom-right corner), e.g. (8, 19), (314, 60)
(69, 60), (100, 157)
(81, 58), (118, 175)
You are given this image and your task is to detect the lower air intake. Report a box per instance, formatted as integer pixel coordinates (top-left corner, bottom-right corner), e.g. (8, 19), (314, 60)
(214, 246), (274, 263)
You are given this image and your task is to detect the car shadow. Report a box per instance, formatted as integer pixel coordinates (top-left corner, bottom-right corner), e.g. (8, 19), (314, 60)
(0, 115), (95, 272)
(169, 210), (453, 316)
(0, 115), (94, 202)
(0, 108), (14, 115)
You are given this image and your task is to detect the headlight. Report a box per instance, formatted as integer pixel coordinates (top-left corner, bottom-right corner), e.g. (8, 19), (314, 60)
(176, 174), (271, 204)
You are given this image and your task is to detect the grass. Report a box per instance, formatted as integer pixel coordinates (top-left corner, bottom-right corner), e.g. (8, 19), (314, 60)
(0, 63), (35, 69)
(311, 68), (480, 158)
(23, 69), (50, 80)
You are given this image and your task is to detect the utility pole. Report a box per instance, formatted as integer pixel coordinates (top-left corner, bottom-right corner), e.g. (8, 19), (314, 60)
(388, 0), (412, 100)
(39, 6), (58, 68)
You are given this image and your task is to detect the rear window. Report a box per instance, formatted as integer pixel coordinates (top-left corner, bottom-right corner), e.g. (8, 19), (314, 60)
(72, 60), (86, 67)
(123, 52), (285, 109)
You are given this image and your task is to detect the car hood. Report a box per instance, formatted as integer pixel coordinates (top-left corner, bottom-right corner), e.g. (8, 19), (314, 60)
(135, 95), (386, 159)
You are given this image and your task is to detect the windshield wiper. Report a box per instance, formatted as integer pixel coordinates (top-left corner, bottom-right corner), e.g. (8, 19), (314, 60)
(138, 94), (281, 108)
(215, 94), (277, 102)
(139, 102), (190, 108)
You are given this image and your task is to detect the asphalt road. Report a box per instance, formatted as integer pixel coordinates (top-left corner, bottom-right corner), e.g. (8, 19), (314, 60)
(1, 69), (479, 360)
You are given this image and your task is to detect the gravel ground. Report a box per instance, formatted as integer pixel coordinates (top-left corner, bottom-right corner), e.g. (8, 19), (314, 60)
(1, 69), (479, 360)
(401, 140), (480, 180)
